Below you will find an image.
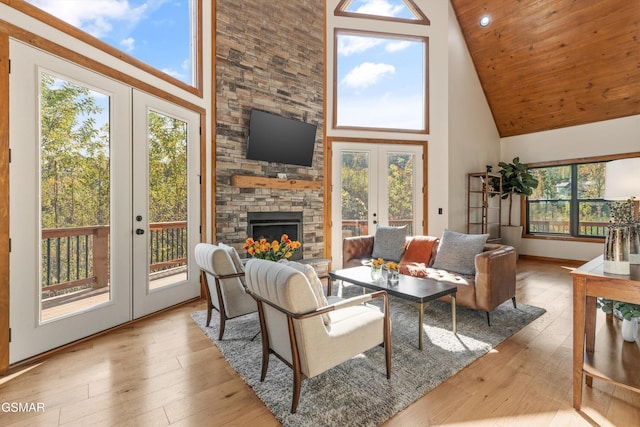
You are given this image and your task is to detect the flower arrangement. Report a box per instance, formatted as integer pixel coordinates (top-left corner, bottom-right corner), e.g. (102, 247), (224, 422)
(371, 258), (384, 268)
(243, 234), (301, 261)
(385, 261), (399, 271)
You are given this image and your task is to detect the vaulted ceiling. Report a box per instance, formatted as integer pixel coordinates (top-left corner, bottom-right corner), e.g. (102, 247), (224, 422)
(450, 0), (640, 137)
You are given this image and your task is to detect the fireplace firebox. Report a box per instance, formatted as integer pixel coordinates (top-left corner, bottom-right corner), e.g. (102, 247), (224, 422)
(247, 212), (303, 260)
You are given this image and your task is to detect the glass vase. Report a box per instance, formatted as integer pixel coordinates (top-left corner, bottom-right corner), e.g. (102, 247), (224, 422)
(370, 266), (382, 281)
(603, 224), (630, 275)
(388, 269), (399, 284)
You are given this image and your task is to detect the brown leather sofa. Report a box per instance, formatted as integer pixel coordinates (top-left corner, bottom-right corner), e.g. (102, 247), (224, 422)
(342, 235), (517, 325)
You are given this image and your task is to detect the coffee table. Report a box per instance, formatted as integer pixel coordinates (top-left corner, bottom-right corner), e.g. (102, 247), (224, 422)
(329, 266), (457, 350)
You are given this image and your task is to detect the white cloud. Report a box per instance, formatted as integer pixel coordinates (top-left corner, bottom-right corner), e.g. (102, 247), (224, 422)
(161, 68), (186, 80)
(385, 40), (412, 53)
(355, 0), (404, 18)
(120, 37), (135, 52)
(341, 62), (395, 89)
(337, 35), (384, 56)
(27, 0), (150, 38)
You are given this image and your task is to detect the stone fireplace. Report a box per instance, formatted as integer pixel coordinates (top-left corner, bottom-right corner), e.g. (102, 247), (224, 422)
(215, 0), (324, 261)
(247, 212), (303, 261)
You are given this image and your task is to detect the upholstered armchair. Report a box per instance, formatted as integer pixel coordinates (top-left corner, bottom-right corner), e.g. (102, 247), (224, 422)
(194, 243), (256, 340)
(244, 258), (391, 413)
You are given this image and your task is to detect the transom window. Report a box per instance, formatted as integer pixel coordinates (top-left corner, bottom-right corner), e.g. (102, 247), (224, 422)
(335, 0), (430, 25)
(526, 162), (610, 238)
(25, 0), (196, 85)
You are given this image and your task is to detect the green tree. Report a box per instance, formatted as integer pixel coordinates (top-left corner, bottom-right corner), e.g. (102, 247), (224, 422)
(40, 73), (109, 229)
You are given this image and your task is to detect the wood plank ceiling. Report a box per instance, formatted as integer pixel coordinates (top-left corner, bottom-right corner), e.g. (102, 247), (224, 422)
(450, 0), (640, 137)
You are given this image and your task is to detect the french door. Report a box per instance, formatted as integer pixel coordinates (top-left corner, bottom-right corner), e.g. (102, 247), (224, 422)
(331, 141), (424, 267)
(9, 41), (200, 363)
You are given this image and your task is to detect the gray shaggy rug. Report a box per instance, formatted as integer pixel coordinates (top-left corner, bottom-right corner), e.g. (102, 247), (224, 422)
(191, 287), (545, 427)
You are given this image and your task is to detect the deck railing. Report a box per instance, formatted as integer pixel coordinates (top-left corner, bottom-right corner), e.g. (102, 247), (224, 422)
(341, 219), (414, 238)
(528, 220), (608, 237)
(41, 221), (187, 298)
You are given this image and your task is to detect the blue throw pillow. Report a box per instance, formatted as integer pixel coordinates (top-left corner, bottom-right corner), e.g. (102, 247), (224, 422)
(432, 230), (488, 275)
(371, 226), (407, 262)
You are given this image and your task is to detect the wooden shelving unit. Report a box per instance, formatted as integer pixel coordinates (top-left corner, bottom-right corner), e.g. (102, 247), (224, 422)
(467, 171), (502, 241)
(230, 175), (321, 190)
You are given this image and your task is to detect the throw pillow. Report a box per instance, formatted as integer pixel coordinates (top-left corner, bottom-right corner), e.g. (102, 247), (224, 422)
(218, 242), (244, 273)
(432, 230), (488, 276)
(371, 225), (407, 262)
(399, 236), (438, 276)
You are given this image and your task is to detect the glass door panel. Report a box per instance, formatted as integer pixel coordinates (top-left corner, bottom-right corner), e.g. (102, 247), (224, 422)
(340, 151), (371, 239)
(147, 110), (189, 290)
(39, 73), (112, 322)
(386, 152), (417, 236)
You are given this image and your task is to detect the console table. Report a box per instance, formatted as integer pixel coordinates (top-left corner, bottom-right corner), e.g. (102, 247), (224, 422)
(571, 256), (640, 410)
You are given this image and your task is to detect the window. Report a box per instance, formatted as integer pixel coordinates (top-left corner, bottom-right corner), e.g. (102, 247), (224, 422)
(527, 162), (609, 238)
(334, 29), (428, 132)
(335, 0), (430, 25)
(24, 0), (197, 86)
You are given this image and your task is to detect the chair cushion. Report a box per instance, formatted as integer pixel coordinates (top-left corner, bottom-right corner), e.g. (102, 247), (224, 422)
(371, 225), (407, 262)
(432, 230), (488, 275)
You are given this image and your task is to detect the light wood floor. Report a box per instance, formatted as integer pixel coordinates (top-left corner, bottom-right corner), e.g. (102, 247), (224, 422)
(2, 258), (639, 426)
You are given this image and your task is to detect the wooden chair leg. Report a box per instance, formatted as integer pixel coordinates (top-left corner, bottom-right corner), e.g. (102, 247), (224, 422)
(486, 312), (491, 326)
(512, 297), (517, 308)
(256, 302), (270, 382)
(218, 312), (227, 341)
(291, 367), (302, 414)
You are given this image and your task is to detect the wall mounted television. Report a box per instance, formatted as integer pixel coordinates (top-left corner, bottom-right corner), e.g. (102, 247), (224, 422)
(246, 109), (317, 167)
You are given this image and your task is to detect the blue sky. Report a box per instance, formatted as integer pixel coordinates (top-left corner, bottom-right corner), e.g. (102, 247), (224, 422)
(27, 0), (193, 84)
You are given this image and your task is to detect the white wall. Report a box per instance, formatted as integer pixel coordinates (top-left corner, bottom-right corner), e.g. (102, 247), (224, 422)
(501, 114), (640, 261)
(447, 3), (501, 234)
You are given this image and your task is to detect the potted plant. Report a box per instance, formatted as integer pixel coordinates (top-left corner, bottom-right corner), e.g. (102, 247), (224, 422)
(597, 298), (640, 342)
(491, 157), (539, 257)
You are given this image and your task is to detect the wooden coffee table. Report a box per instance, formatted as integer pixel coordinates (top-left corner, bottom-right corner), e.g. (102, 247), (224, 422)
(329, 266), (457, 350)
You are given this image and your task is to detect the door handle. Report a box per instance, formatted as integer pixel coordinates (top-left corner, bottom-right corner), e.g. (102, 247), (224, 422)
(136, 228), (145, 235)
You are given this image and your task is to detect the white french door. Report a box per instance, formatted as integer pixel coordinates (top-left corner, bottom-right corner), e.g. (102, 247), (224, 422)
(131, 91), (200, 318)
(9, 41), (200, 363)
(331, 142), (424, 267)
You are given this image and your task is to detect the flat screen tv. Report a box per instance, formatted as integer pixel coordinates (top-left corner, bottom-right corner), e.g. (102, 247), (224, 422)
(246, 109), (317, 167)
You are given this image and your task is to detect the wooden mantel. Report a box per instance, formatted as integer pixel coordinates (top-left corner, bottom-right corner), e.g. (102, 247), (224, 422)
(230, 175), (321, 190)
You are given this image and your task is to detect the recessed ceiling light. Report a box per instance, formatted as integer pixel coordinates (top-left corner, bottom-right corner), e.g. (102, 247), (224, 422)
(479, 15), (491, 27)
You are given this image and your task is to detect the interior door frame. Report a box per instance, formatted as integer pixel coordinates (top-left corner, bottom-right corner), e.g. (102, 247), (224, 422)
(325, 137), (428, 268)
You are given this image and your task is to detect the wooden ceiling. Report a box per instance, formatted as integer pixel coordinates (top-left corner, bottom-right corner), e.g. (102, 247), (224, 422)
(450, 0), (640, 137)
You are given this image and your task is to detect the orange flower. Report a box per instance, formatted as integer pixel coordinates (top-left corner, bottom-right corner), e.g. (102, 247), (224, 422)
(244, 234), (301, 261)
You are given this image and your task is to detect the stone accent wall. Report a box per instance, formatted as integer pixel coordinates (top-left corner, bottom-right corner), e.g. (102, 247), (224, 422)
(215, 0), (324, 259)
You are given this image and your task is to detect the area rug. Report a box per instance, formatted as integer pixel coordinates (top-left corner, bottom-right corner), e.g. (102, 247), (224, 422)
(191, 290), (545, 427)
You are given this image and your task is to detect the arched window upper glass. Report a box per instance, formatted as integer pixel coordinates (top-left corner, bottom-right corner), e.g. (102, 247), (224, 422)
(335, 0), (430, 25)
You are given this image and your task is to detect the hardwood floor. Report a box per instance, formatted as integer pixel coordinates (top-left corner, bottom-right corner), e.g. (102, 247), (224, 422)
(2, 258), (639, 426)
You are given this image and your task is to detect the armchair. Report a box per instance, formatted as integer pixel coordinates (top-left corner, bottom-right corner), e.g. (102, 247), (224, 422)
(194, 243), (256, 340)
(244, 258), (391, 413)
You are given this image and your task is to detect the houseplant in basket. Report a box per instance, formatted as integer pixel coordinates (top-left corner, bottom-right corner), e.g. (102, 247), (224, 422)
(491, 157), (539, 257)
